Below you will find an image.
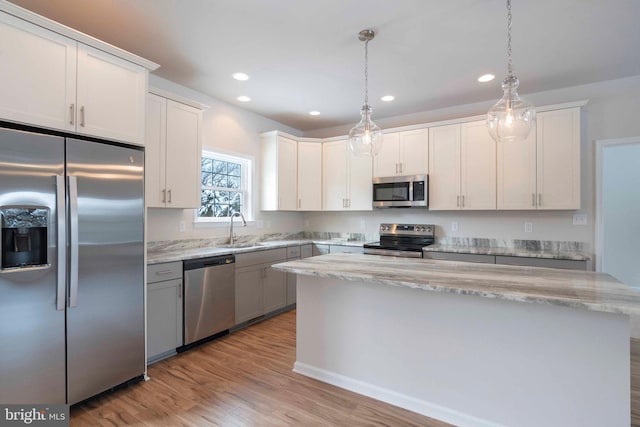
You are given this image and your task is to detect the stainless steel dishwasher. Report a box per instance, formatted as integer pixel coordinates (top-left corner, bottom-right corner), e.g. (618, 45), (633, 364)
(183, 254), (235, 345)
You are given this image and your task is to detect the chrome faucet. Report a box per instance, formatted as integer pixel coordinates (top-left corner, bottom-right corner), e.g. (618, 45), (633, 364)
(229, 212), (246, 245)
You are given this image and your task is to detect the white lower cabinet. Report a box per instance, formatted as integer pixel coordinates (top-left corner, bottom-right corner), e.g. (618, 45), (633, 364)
(146, 262), (183, 363)
(235, 249), (287, 325)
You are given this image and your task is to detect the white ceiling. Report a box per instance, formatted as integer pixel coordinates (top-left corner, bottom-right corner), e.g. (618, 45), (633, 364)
(8, 0), (640, 132)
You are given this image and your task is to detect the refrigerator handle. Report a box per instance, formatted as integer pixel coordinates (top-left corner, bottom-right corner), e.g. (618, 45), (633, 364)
(69, 175), (79, 308)
(56, 175), (66, 311)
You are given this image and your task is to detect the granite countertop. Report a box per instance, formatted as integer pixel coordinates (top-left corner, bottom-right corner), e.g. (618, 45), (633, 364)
(423, 244), (591, 261)
(272, 253), (640, 316)
(147, 239), (367, 265)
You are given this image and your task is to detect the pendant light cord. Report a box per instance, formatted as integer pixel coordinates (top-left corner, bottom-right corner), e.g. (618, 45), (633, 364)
(364, 38), (369, 106)
(507, 0), (513, 78)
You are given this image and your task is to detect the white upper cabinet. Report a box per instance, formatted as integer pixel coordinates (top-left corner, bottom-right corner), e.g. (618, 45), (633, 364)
(322, 139), (372, 211)
(75, 44), (146, 144)
(261, 132), (298, 211)
(536, 108), (581, 209)
(428, 121), (496, 210)
(0, 8), (154, 145)
(497, 107), (580, 210)
(146, 94), (202, 208)
(374, 129), (428, 177)
(297, 141), (322, 210)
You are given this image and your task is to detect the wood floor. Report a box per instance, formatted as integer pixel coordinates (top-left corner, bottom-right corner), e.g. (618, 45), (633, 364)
(71, 310), (640, 426)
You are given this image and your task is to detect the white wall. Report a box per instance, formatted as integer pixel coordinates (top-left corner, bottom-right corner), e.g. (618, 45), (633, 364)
(303, 76), (640, 253)
(146, 75), (304, 242)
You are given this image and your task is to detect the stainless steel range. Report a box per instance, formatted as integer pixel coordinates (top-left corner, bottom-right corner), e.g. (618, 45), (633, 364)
(363, 223), (435, 258)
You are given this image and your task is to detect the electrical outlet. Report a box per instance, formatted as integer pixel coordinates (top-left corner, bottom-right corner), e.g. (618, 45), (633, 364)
(360, 219), (366, 230)
(451, 222), (459, 232)
(573, 213), (588, 225)
(179, 221), (186, 232)
(524, 222), (533, 233)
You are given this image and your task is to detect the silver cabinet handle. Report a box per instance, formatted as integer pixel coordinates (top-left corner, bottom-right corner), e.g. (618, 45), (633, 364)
(298, 199), (301, 209)
(80, 106), (85, 127)
(457, 195), (460, 207)
(69, 104), (75, 125)
(347, 199), (351, 208)
(168, 189), (172, 203)
(178, 283), (182, 298)
(538, 193), (542, 207)
(155, 270), (173, 276)
(68, 176), (79, 308)
(395, 163), (398, 174)
(162, 189), (166, 203)
(55, 175), (66, 311)
(532, 193), (536, 207)
(399, 163), (403, 174)
(461, 195), (465, 208)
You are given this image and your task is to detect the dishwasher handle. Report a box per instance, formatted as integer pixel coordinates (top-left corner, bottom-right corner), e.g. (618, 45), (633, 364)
(183, 255), (235, 271)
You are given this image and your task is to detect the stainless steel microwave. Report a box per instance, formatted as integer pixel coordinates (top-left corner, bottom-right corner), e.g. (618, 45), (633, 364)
(372, 175), (428, 208)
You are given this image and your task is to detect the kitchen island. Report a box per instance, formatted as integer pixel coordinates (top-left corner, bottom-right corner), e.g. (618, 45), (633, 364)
(273, 253), (640, 427)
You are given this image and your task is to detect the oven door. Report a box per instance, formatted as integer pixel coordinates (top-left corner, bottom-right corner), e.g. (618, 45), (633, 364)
(372, 175), (428, 208)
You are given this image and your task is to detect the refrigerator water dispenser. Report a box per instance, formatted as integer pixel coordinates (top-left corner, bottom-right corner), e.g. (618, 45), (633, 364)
(1, 207), (49, 270)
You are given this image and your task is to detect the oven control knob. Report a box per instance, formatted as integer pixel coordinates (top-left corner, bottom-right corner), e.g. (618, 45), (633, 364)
(426, 227), (432, 233)
(419, 226), (425, 232)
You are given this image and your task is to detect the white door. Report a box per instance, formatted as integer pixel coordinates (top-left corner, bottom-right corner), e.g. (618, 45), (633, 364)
(145, 94), (167, 207)
(536, 108), (580, 209)
(0, 13), (76, 131)
(399, 128), (429, 176)
(460, 121), (496, 210)
(297, 141), (322, 210)
(428, 124), (461, 210)
(374, 132), (399, 177)
(497, 125), (537, 209)
(165, 100), (201, 208)
(276, 136), (298, 210)
(323, 140), (348, 210)
(348, 147), (373, 210)
(76, 44), (146, 145)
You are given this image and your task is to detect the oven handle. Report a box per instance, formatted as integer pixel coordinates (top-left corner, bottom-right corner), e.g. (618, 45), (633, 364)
(363, 248), (423, 258)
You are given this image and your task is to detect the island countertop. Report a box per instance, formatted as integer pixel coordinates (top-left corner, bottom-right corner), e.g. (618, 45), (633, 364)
(272, 253), (640, 316)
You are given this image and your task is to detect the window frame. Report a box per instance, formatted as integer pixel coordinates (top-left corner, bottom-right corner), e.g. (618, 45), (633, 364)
(195, 149), (253, 224)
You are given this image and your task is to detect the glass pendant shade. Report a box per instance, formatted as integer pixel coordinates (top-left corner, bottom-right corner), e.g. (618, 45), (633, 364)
(349, 104), (383, 156)
(486, 75), (535, 143)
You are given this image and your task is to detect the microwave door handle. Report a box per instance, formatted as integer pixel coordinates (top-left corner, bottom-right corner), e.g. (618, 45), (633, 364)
(55, 175), (66, 311)
(408, 180), (413, 201)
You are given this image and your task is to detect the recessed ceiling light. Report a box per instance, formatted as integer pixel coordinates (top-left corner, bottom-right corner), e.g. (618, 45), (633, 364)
(477, 74), (495, 83)
(232, 72), (249, 81)
(381, 95), (395, 102)
(237, 96), (251, 102)
(309, 111), (321, 116)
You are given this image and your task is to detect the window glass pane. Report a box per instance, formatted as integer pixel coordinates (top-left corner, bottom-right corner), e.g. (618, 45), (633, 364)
(213, 160), (227, 175)
(229, 192), (242, 213)
(199, 189), (215, 217)
(227, 175), (241, 189)
(211, 173), (227, 188)
(202, 158), (213, 172)
(201, 172), (212, 186)
(228, 163), (241, 176)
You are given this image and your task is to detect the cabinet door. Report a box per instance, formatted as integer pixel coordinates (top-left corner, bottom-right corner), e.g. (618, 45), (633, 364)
(399, 129), (429, 176)
(0, 13), (76, 132)
(460, 121), (496, 210)
(277, 136), (298, 210)
(235, 267), (263, 324)
(76, 44), (146, 145)
(374, 133), (399, 177)
(145, 94), (167, 207)
(322, 140), (349, 210)
(165, 100), (202, 208)
(428, 124), (461, 210)
(536, 108), (581, 209)
(497, 125), (537, 209)
(297, 141), (322, 210)
(348, 146), (373, 210)
(263, 265), (286, 313)
(147, 279), (182, 362)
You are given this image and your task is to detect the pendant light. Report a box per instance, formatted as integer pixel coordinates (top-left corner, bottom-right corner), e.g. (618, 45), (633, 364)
(486, 0), (535, 143)
(349, 29), (383, 157)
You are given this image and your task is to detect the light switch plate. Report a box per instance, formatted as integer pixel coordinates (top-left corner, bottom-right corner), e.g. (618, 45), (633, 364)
(524, 222), (533, 233)
(573, 213), (588, 225)
(451, 222), (459, 232)
(179, 221), (186, 232)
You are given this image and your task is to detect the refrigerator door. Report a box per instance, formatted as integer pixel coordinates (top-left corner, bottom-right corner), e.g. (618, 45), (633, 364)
(0, 128), (66, 404)
(65, 139), (145, 404)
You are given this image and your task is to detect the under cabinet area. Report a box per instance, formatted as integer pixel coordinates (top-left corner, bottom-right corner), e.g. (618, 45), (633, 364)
(0, 11), (151, 145)
(235, 248), (288, 325)
(145, 92), (203, 208)
(147, 262), (183, 363)
(374, 128), (429, 177)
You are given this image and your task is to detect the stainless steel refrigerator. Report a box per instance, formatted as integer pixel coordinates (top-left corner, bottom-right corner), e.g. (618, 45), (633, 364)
(0, 127), (145, 405)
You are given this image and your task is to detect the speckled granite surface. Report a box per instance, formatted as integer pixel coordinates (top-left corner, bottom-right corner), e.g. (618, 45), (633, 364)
(273, 253), (640, 316)
(424, 237), (591, 261)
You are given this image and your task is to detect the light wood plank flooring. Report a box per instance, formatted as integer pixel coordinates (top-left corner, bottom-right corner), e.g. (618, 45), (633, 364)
(71, 310), (640, 426)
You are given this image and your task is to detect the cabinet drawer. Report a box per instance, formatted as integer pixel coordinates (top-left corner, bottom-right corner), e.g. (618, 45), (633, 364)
(235, 248), (287, 268)
(300, 244), (312, 258)
(286, 245), (301, 259)
(423, 252), (496, 264)
(147, 261), (182, 283)
(495, 256), (588, 271)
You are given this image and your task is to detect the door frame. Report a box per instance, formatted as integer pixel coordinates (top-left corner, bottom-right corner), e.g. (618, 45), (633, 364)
(594, 136), (640, 272)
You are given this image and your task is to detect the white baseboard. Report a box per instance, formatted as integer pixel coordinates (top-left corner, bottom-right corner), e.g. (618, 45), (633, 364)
(293, 361), (503, 427)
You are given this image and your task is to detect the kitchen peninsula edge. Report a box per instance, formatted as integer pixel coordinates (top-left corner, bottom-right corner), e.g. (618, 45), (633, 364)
(273, 253), (639, 427)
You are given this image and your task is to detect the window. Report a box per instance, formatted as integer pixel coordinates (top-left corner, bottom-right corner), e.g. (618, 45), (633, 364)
(198, 150), (252, 221)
